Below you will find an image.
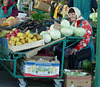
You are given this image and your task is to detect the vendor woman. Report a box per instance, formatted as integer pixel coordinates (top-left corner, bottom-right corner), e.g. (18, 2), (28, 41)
(67, 7), (95, 69)
(0, 0), (18, 21)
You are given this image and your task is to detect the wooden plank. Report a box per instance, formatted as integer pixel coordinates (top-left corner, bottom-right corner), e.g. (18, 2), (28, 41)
(25, 37), (66, 58)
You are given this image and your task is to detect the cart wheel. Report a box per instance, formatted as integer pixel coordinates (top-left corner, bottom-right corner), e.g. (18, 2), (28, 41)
(53, 79), (64, 87)
(0, 63), (3, 70)
(18, 78), (27, 87)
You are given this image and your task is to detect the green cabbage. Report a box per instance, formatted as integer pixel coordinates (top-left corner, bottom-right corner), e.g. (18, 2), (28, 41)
(49, 29), (61, 40)
(40, 31), (49, 36)
(50, 24), (55, 31)
(60, 27), (73, 36)
(73, 28), (86, 37)
(89, 12), (97, 21)
(61, 19), (70, 27)
(43, 33), (51, 43)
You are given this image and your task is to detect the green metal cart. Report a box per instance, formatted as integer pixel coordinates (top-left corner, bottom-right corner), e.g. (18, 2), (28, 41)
(0, 36), (84, 87)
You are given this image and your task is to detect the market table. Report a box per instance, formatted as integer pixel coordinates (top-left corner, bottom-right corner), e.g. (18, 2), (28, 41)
(0, 36), (84, 87)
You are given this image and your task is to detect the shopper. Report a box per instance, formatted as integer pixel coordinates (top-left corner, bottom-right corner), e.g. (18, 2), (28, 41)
(67, 7), (95, 69)
(67, 0), (98, 20)
(0, 0), (18, 21)
(0, 0), (3, 7)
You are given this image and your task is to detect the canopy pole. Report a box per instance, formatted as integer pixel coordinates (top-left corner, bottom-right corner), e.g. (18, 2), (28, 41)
(94, 0), (100, 87)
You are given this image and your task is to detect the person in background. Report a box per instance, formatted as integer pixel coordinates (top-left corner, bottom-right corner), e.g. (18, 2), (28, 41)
(0, 0), (3, 7)
(67, 0), (98, 20)
(0, 0), (18, 21)
(67, 7), (95, 69)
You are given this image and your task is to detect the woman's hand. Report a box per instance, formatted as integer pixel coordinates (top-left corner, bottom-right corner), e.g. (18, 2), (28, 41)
(69, 48), (78, 55)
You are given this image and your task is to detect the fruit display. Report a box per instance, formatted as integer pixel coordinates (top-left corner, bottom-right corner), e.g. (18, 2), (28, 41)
(8, 30), (42, 46)
(0, 26), (11, 32)
(1, 22), (9, 26)
(5, 28), (21, 40)
(1, 16), (16, 26)
(0, 30), (10, 37)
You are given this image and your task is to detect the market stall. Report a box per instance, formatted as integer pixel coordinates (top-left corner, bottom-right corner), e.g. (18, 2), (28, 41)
(0, 0), (96, 86)
(0, 13), (86, 87)
(0, 36), (84, 87)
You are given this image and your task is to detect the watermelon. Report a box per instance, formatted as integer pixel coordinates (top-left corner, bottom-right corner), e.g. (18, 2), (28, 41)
(82, 60), (91, 72)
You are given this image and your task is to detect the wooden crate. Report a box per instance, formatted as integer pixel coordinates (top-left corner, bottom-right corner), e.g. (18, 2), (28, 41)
(8, 39), (45, 52)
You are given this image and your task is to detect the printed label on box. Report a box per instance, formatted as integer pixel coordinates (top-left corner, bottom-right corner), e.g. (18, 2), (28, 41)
(21, 60), (60, 77)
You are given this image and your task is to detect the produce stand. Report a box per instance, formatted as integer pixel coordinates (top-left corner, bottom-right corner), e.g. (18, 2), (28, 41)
(0, 36), (84, 87)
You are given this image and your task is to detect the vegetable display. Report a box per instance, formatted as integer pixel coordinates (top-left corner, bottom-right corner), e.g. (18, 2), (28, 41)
(82, 61), (91, 72)
(61, 19), (70, 28)
(89, 12), (97, 21)
(73, 28), (86, 37)
(60, 27), (73, 36)
(64, 70), (88, 76)
(49, 29), (61, 40)
(43, 33), (51, 43)
(40, 19), (86, 43)
(30, 13), (50, 21)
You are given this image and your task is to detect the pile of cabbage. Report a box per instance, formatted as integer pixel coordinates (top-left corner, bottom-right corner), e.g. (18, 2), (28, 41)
(40, 19), (86, 43)
(64, 69), (88, 76)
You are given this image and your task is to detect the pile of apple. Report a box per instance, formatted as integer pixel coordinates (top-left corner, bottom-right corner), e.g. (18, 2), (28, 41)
(5, 28), (21, 40)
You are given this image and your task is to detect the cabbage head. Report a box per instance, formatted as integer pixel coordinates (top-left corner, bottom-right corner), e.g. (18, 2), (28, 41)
(73, 28), (86, 37)
(89, 12), (97, 21)
(49, 29), (61, 40)
(40, 31), (49, 36)
(43, 33), (51, 43)
(61, 19), (70, 28)
(50, 24), (55, 31)
(60, 27), (73, 36)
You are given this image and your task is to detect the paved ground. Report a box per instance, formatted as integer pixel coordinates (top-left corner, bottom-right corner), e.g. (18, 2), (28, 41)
(0, 68), (94, 87)
(0, 70), (54, 87)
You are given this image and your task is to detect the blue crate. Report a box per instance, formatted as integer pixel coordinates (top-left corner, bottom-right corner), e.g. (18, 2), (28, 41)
(0, 37), (11, 55)
(0, 37), (8, 48)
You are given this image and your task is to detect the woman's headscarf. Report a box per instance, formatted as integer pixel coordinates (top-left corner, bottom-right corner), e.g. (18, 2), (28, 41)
(68, 7), (84, 27)
(2, 0), (15, 15)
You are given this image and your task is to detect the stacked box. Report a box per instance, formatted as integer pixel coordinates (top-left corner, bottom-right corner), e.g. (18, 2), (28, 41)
(64, 70), (91, 87)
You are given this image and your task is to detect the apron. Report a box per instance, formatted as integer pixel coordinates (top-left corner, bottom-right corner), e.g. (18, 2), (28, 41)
(0, 5), (15, 19)
(73, 0), (91, 20)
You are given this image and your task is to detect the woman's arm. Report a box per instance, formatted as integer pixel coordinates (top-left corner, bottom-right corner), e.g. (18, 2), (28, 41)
(75, 20), (92, 50)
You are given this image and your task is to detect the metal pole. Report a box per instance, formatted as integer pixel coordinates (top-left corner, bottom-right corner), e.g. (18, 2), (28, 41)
(94, 0), (100, 87)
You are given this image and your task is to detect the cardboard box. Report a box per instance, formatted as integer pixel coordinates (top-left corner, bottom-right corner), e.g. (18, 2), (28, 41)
(34, 1), (50, 12)
(64, 70), (91, 87)
(21, 56), (60, 77)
